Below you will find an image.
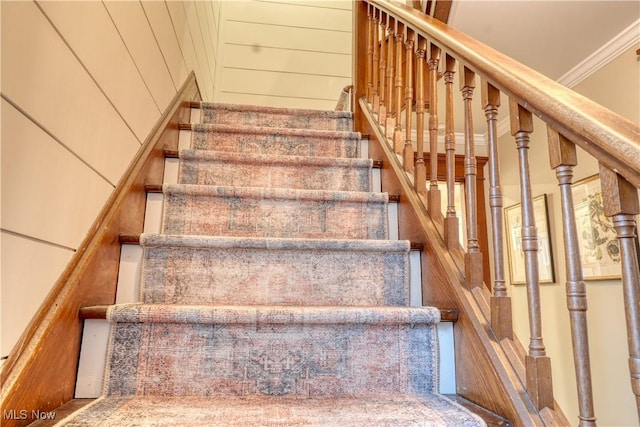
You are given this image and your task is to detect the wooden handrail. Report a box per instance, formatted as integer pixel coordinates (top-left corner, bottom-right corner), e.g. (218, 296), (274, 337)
(360, 0), (640, 189)
(354, 1), (640, 425)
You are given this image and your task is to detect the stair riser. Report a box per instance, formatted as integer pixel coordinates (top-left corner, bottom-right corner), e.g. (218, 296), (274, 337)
(162, 193), (388, 239)
(179, 160), (371, 192)
(192, 130), (360, 158)
(105, 321), (438, 398)
(141, 246), (409, 306)
(201, 110), (352, 131)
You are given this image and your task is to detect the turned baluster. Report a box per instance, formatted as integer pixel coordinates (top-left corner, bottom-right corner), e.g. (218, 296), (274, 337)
(599, 165), (640, 423)
(428, 43), (441, 218)
(372, 8), (380, 114)
(393, 20), (404, 154)
(385, 16), (395, 138)
(414, 36), (427, 196)
(548, 127), (596, 426)
(403, 29), (415, 173)
(366, 4), (374, 104)
(460, 66), (482, 287)
(510, 100), (554, 410)
(443, 54), (458, 249)
(483, 81), (512, 340)
(378, 12), (387, 124)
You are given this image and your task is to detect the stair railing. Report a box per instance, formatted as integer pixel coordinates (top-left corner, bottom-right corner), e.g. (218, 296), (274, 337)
(353, 1), (640, 425)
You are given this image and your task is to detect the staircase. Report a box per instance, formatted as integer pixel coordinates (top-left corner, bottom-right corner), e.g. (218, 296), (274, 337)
(55, 104), (487, 425)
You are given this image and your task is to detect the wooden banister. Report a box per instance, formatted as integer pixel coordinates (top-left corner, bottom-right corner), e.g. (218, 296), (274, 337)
(359, 0), (640, 189)
(354, 0), (640, 424)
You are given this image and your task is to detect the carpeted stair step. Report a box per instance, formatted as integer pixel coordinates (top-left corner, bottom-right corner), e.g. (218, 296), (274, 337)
(199, 102), (353, 131)
(178, 149), (372, 191)
(101, 304), (440, 398)
(161, 184), (389, 239)
(56, 395), (487, 426)
(139, 234), (410, 306)
(191, 124), (361, 158)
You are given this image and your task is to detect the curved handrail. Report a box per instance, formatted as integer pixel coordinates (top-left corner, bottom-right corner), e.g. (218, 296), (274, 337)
(367, 0), (640, 187)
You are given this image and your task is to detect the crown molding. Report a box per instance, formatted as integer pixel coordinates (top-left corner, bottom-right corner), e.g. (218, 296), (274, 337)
(558, 18), (640, 88)
(495, 18), (640, 138)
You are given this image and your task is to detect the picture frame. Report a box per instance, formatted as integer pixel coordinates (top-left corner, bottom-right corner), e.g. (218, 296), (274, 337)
(571, 175), (621, 280)
(504, 194), (555, 285)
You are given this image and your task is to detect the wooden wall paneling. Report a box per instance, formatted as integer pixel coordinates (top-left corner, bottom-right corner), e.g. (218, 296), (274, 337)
(224, 1), (351, 32)
(104, 0), (176, 109)
(1, 1), (140, 184)
(224, 44), (351, 77)
(224, 20), (351, 55)
(0, 74), (200, 427)
(38, 0), (160, 139)
(140, 1), (190, 90)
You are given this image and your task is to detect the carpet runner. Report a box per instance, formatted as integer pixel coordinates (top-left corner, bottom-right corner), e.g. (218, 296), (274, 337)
(59, 103), (486, 426)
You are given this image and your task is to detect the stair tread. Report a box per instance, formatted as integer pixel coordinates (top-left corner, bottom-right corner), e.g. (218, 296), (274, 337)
(55, 394), (485, 426)
(179, 148), (372, 167)
(104, 303), (442, 324)
(190, 122), (360, 157)
(199, 101), (353, 119)
(68, 102), (485, 426)
(162, 183), (388, 202)
(140, 233), (410, 251)
(177, 149), (372, 191)
(191, 122), (360, 139)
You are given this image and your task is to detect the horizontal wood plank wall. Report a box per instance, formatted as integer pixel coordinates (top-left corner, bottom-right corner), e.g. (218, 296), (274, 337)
(0, 73), (201, 427)
(0, 0), (218, 366)
(215, 0), (352, 110)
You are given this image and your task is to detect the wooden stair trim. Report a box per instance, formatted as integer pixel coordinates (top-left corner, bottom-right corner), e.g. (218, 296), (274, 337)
(0, 72), (201, 426)
(144, 184), (163, 194)
(444, 395), (512, 427)
(118, 234), (141, 244)
(79, 305), (109, 320)
(164, 149), (179, 158)
(358, 97), (552, 425)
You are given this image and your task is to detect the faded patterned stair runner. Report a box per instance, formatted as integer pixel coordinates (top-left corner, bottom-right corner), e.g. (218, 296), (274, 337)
(59, 104), (485, 426)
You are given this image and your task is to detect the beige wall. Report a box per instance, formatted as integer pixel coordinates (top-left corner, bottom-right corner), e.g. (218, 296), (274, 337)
(0, 0), (221, 359)
(214, 0), (352, 110)
(496, 44), (639, 426)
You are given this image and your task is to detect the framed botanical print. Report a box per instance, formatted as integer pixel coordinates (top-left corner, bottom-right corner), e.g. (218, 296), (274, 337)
(505, 194), (555, 285)
(571, 175), (621, 280)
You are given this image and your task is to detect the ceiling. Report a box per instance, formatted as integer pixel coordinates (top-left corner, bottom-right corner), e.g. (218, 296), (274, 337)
(448, 0), (640, 81)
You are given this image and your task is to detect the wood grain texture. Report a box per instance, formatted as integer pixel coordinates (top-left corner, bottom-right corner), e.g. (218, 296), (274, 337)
(415, 152), (491, 288)
(365, 0), (640, 189)
(361, 97), (555, 426)
(0, 73), (200, 427)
